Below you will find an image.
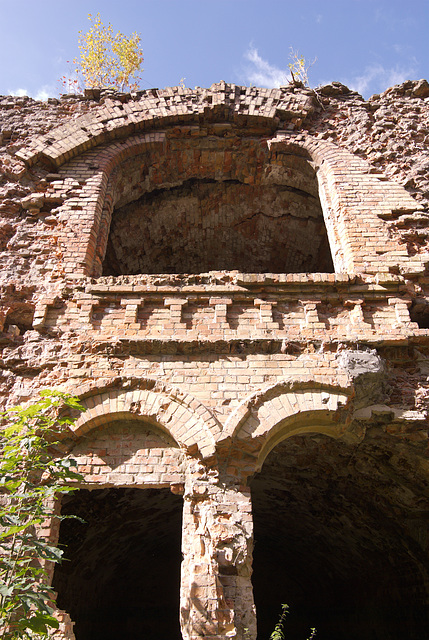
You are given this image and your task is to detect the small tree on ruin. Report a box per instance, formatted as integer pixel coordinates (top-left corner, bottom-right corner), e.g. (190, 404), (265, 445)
(288, 48), (316, 88)
(72, 13), (144, 92)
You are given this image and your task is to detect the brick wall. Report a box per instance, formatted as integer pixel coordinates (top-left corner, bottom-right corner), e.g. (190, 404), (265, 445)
(1, 81), (428, 639)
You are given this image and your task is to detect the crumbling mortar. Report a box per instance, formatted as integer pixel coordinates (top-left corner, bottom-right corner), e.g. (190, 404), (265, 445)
(1, 81), (429, 640)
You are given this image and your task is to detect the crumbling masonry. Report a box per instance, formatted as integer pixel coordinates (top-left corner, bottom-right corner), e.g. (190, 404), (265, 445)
(1, 79), (429, 640)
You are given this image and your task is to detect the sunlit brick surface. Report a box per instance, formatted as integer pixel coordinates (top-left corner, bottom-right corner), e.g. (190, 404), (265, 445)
(1, 81), (429, 639)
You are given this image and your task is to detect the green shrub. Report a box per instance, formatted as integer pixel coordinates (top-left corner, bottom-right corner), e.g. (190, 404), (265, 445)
(0, 391), (84, 639)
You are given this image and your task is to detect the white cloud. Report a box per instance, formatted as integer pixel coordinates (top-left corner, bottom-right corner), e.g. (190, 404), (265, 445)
(8, 88), (28, 97)
(8, 85), (56, 101)
(346, 60), (418, 97)
(34, 85), (56, 101)
(242, 47), (290, 88)
(35, 89), (50, 101)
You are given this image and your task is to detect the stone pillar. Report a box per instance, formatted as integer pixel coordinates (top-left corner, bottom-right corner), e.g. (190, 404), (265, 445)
(180, 475), (256, 640)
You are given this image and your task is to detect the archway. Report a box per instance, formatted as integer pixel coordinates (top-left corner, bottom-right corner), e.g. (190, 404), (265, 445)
(250, 433), (429, 640)
(51, 410), (188, 640)
(100, 137), (334, 276)
(53, 487), (183, 640)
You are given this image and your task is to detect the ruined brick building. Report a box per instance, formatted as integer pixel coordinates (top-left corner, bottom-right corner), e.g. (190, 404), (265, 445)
(0, 79), (429, 640)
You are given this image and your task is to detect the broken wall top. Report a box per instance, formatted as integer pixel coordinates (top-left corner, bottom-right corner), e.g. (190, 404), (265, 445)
(1, 80), (429, 337)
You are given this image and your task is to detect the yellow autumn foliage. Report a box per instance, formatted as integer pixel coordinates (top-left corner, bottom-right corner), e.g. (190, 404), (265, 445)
(74, 13), (144, 91)
(288, 48), (316, 87)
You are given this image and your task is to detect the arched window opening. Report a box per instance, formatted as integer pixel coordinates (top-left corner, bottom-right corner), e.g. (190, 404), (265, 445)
(53, 488), (183, 640)
(100, 139), (335, 276)
(250, 434), (429, 640)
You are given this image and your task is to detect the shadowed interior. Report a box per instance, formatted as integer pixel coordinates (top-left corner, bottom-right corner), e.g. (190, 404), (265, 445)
(251, 433), (429, 640)
(53, 488), (183, 640)
(101, 139), (334, 276)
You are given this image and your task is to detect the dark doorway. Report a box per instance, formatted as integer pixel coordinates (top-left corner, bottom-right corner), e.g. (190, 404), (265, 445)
(53, 488), (183, 640)
(250, 434), (429, 640)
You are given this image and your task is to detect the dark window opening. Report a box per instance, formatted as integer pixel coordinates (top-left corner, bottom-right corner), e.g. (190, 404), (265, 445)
(53, 488), (183, 640)
(251, 434), (429, 640)
(102, 177), (334, 276)
(410, 300), (429, 329)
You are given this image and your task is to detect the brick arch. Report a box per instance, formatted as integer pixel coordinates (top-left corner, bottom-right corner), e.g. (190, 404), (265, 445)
(59, 130), (333, 277)
(220, 380), (353, 469)
(66, 377), (221, 458)
(26, 91), (421, 278)
(16, 83), (315, 169)
(269, 134), (421, 275)
(58, 133), (166, 275)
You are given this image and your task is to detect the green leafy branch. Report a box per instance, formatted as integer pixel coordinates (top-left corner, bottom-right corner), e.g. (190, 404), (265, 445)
(0, 391), (84, 639)
(270, 604), (316, 640)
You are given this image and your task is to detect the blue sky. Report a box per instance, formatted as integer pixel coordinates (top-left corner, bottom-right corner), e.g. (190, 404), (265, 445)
(0, 0), (427, 100)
